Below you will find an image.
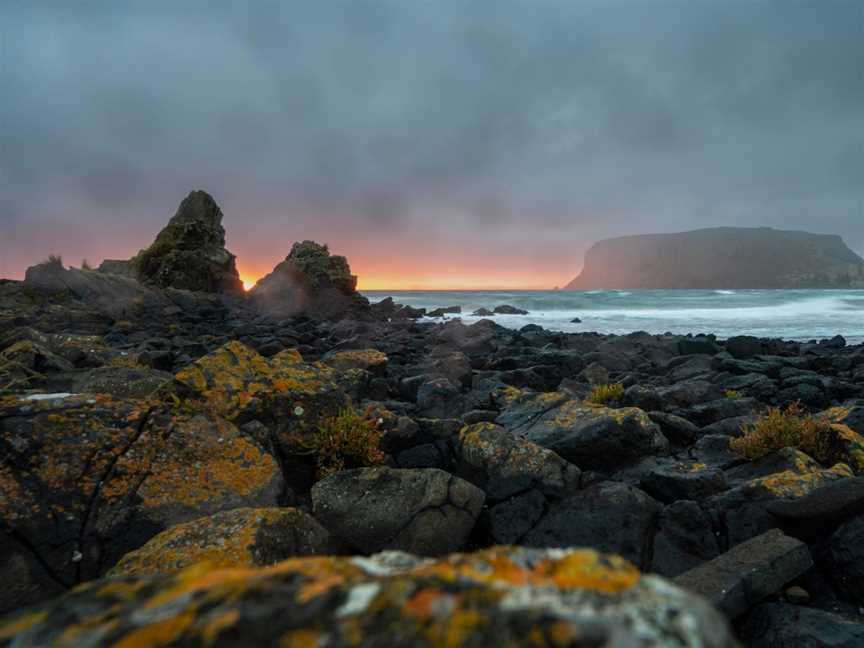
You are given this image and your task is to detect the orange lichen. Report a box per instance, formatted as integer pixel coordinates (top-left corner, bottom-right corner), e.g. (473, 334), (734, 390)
(113, 609), (197, 648)
(200, 608), (240, 645)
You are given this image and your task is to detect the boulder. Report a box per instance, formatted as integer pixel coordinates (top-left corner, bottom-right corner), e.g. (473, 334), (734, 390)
(133, 190), (244, 294)
(522, 481), (662, 569)
(496, 392), (669, 470)
(710, 454), (853, 546)
(0, 394), (282, 615)
(249, 240), (369, 319)
(0, 546), (737, 648)
(454, 422), (581, 503)
(641, 462), (728, 503)
(109, 507), (338, 577)
(675, 529), (813, 618)
(651, 501), (722, 577)
(740, 602), (864, 647)
(173, 340), (350, 457)
(311, 467), (484, 555)
(493, 304), (529, 315)
(828, 513), (864, 604)
(322, 349), (388, 375)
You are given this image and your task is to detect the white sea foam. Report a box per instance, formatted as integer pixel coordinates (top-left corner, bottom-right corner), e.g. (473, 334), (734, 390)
(365, 289), (864, 343)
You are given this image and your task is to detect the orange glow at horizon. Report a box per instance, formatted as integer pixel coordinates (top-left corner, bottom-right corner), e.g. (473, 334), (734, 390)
(236, 266), (568, 292)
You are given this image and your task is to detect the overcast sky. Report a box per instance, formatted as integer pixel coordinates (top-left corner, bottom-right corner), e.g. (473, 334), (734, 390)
(1, 0), (862, 288)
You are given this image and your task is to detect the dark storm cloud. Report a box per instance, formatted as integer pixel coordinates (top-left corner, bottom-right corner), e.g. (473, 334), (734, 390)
(1, 0), (862, 278)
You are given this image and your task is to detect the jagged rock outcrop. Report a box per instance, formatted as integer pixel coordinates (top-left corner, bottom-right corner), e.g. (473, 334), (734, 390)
(0, 546), (737, 647)
(566, 227), (864, 289)
(249, 240), (370, 318)
(101, 190), (243, 295)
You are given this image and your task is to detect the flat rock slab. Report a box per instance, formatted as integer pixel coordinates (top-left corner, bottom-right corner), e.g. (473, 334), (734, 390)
(675, 528), (812, 618)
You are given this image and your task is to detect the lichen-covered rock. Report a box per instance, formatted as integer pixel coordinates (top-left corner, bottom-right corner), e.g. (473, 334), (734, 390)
(173, 340), (350, 451)
(322, 348), (388, 374)
(311, 467), (485, 556)
(0, 394), (282, 615)
(109, 508), (338, 577)
(0, 546), (737, 648)
(133, 190), (244, 294)
(709, 451), (854, 547)
(455, 422), (581, 503)
(496, 391), (669, 469)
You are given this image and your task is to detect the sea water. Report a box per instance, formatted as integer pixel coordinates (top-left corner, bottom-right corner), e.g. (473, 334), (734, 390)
(361, 290), (864, 344)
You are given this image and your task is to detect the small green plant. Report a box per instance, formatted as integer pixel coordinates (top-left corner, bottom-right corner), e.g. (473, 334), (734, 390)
(41, 254), (64, 269)
(724, 389), (743, 399)
(586, 383), (625, 406)
(292, 407), (386, 479)
(730, 402), (835, 462)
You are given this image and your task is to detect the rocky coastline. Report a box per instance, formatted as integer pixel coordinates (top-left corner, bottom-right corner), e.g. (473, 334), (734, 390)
(2, 193), (864, 646)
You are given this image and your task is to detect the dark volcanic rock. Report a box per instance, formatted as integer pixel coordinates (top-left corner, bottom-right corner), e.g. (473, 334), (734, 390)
(829, 513), (864, 604)
(133, 190), (244, 294)
(522, 481), (662, 569)
(249, 240), (369, 319)
(675, 528), (813, 618)
(493, 304), (529, 315)
(496, 392), (669, 470)
(311, 467), (484, 555)
(740, 602), (864, 647)
(455, 422), (580, 503)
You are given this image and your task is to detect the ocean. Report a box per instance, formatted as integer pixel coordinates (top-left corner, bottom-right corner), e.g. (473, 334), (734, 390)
(361, 289), (864, 344)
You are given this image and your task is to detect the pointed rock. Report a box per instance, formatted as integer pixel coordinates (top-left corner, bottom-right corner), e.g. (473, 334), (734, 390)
(132, 190), (243, 294)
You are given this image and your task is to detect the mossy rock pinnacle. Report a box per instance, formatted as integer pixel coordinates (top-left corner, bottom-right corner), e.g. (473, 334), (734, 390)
(135, 190), (244, 295)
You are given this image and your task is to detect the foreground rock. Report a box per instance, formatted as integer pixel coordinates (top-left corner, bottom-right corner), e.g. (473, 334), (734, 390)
(0, 394), (282, 614)
(311, 467), (484, 555)
(675, 529), (813, 618)
(0, 546), (737, 647)
(109, 507), (338, 577)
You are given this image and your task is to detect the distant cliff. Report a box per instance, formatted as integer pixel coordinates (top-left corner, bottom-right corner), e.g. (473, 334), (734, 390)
(565, 227), (864, 290)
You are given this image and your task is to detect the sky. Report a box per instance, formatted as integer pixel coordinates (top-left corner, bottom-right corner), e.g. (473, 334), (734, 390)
(1, 0), (862, 290)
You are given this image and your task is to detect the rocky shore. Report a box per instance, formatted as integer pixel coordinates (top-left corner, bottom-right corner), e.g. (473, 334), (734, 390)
(2, 193), (864, 646)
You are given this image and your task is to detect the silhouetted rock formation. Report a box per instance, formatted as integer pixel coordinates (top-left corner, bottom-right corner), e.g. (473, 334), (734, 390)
(566, 227), (864, 289)
(100, 190), (243, 295)
(249, 241), (369, 318)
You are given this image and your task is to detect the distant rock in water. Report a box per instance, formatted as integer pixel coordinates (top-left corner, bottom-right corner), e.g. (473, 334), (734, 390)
(566, 227), (864, 289)
(249, 240), (369, 318)
(100, 190), (243, 295)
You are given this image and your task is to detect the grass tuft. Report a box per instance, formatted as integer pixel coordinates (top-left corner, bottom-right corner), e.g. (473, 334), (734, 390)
(291, 407), (386, 479)
(729, 402), (835, 462)
(724, 389), (743, 399)
(586, 383), (625, 406)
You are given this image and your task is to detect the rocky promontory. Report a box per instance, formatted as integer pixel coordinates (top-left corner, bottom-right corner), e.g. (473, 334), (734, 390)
(3, 194), (864, 646)
(567, 227), (864, 289)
